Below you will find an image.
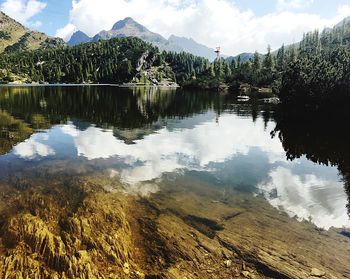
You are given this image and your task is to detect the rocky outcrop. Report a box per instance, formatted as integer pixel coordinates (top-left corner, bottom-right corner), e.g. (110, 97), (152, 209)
(136, 50), (157, 72)
(41, 37), (67, 49)
(131, 50), (178, 87)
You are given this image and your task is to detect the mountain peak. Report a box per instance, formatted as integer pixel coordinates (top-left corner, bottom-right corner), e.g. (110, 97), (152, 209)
(68, 30), (92, 46)
(74, 30), (88, 36)
(91, 17), (180, 52)
(124, 17), (136, 22)
(112, 17), (146, 32)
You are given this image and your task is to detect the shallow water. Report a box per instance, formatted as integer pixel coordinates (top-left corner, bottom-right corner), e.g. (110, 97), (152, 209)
(0, 85), (348, 230)
(0, 85), (349, 277)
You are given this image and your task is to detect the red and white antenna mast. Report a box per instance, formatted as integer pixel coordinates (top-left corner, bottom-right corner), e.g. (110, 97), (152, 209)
(214, 47), (221, 60)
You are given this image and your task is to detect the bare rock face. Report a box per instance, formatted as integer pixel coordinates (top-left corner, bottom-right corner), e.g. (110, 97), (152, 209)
(136, 50), (157, 72)
(41, 37), (67, 49)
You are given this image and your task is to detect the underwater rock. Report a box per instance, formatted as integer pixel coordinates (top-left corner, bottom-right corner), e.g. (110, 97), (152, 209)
(311, 268), (325, 277)
(0, 174), (349, 278)
(224, 259), (232, 268)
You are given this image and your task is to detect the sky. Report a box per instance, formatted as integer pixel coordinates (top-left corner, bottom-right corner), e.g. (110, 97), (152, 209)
(1, 0), (350, 55)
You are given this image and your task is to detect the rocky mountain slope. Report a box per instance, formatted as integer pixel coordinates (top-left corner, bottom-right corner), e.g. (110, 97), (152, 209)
(0, 12), (66, 53)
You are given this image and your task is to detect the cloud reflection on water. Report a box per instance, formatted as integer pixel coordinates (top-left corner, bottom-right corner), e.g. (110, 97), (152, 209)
(9, 112), (350, 229)
(14, 134), (55, 159)
(258, 167), (350, 229)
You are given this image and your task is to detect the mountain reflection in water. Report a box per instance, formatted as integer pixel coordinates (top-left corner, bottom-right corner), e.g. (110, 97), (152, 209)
(0, 85), (349, 230)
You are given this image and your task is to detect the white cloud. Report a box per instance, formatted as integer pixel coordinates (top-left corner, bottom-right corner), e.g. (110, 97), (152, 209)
(56, 23), (77, 41)
(14, 134), (55, 159)
(258, 167), (350, 229)
(277, 0), (314, 10)
(337, 4), (350, 20)
(56, 0), (350, 55)
(0, 0), (47, 27)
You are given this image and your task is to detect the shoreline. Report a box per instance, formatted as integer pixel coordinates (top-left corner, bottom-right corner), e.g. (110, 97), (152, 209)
(0, 83), (180, 88)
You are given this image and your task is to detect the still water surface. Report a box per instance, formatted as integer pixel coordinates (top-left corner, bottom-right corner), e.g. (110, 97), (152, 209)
(0, 85), (349, 231)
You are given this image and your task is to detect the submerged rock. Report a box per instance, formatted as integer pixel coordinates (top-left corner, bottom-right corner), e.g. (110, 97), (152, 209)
(241, 270), (251, 278)
(0, 173), (349, 278)
(224, 259), (232, 268)
(311, 268), (325, 277)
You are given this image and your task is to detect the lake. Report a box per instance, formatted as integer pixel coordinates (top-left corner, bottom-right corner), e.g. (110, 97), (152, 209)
(0, 85), (349, 278)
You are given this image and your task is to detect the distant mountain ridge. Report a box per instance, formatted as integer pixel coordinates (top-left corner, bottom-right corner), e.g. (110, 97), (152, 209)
(68, 17), (182, 53)
(225, 52), (261, 64)
(68, 17), (256, 61)
(335, 16), (350, 28)
(0, 12), (66, 53)
(168, 35), (218, 61)
(93, 17), (166, 44)
(68, 17), (223, 60)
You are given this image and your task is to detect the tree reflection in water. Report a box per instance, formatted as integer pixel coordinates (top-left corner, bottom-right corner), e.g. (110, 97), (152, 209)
(272, 110), (350, 215)
(0, 85), (348, 215)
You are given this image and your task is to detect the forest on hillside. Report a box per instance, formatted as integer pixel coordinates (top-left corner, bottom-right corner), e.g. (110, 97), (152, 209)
(0, 37), (160, 84)
(0, 37), (209, 86)
(0, 19), (349, 112)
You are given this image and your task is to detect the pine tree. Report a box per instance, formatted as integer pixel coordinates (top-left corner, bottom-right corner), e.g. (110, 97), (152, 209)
(263, 45), (274, 71)
(276, 44), (285, 72)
